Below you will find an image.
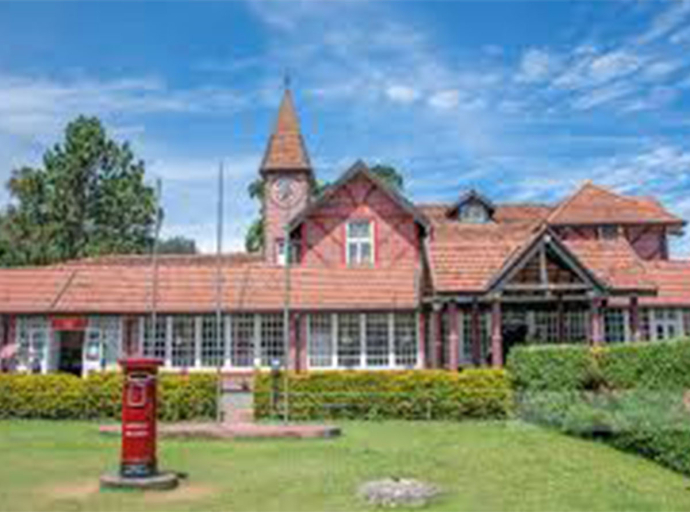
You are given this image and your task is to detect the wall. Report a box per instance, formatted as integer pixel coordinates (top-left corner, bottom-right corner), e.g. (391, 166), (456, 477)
(299, 173), (420, 267)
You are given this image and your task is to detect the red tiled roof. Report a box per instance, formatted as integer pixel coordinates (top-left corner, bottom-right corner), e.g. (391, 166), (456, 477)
(561, 238), (657, 293)
(548, 182), (683, 226)
(417, 203), (552, 225)
(260, 89), (312, 173)
(0, 259), (420, 314)
(638, 260), (690, 306)
(426, 222), (539, 292)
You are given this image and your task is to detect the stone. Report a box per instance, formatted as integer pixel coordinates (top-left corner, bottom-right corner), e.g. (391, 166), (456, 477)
(358, 477), (440, 508)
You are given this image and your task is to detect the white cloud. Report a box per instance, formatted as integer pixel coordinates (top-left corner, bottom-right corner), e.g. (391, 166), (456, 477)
(588, 50), (643, 82)
(385, 85), (419, 104)
(635, 0), (690, 45)
(428, 90), (460, 110)
(516, 48), (558, 83)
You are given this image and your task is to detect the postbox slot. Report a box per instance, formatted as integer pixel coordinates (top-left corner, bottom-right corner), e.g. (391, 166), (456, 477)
(126, 373), (151, 408)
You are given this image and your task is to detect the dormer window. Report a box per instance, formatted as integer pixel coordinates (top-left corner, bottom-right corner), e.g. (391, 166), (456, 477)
(450, 190), (495, 224)
(599, 225), (619, 240)
(346, 220), (374, 265)
(460, 202), (489, 223)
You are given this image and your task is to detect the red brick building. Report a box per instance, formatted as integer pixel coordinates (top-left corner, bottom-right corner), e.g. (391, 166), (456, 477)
(1, 88), (689, 375)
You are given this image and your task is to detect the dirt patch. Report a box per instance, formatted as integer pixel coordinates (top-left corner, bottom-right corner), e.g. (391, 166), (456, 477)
(48, 481), (100, 500)
(143, 483), (215, 503)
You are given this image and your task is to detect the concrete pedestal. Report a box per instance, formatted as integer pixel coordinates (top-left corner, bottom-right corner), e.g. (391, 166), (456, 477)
(100, 471), (179, 491)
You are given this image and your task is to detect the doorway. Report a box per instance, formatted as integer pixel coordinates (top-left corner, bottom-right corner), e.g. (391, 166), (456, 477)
(57, 331), (85, 376)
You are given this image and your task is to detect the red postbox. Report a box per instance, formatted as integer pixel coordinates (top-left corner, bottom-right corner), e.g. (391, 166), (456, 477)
(119, 357), (163, 478)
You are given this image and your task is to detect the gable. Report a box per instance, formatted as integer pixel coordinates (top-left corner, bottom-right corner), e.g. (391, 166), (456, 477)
(488, 230), (606, 294)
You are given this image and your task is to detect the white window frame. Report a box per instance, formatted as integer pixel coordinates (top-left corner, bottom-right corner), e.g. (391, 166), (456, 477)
(346, 220), (374, 266)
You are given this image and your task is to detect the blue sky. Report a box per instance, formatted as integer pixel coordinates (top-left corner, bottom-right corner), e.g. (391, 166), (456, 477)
(1, 1), (689, 254)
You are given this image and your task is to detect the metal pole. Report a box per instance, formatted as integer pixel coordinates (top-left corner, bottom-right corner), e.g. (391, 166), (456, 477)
(150, 178), (162, 354)
(215, 162), (225, 423)
(283, 207), (291, 423)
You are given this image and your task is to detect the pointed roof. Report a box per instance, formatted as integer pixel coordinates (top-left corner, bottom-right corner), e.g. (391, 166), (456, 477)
(547, 182), (684, 226)
(446, 189), (496, 218)
(260, 88), (312, 174)
(288, 160), (430, 232)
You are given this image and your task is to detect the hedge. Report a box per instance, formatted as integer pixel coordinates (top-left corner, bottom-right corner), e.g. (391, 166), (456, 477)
(508, 338), (690, 392)
(254, 369), (512, 421)
(0, 372), (218, 421)
(508, 339), (690, 476)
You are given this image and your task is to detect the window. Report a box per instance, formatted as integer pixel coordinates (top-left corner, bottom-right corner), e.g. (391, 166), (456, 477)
(683, 309), (690, 338)
(308, 314), (334, 368)
(393, 313), (417, 367)
(201, 315), (225, 367)
(639, 308), (651, 341)
(460, 202), (488, 223)
(535, 311), (559, 343)
(653, 308), (681, 341)
(16, 316), (50, 372)
(337, 313), (362, 368)
(231, 314), (255, 367)
(599, 225), (619, 240)
(171, 316), (195, 367)
(365, 314), (389, 367)
(564, 310), (589, 342)
(346, 220), (373, 265)
(461, 310), (490, 361)
(142, 316), (167, 360)
(87, 316), (121, 365)
(275, 238), (301, 266)
(260, 314), (285, 367)
(604, 309), (626, 343)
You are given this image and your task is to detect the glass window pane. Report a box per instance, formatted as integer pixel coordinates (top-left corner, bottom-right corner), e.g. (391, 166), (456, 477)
(201, 315), (225, 367)
(337, 313), (361, 368)
(260, 313), (285, 367)
(349, 221), (370, 238)
(365, 314), (389, 367)
(394, 313), (417, 367)
(231, 314), (255, 367)
(309, 314), (333, 368)
(171, 316), (195, 367)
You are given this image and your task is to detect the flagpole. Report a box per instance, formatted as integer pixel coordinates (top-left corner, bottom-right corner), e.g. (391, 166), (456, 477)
(149, 178), (162, 358)
(215, 161), (225, 423)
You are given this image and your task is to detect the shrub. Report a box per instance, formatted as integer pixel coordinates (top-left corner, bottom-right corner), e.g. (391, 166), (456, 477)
(507, 344), (595, 392)
(254, 369), (512, 421)
(0, 372), (218, 421)
(597, 339), (690, 390)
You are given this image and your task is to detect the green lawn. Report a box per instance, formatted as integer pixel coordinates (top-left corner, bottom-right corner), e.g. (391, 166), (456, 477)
(1, 420), (689, 512)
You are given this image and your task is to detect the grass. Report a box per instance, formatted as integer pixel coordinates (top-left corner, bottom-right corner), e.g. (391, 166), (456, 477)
(0, 420), (689, 511)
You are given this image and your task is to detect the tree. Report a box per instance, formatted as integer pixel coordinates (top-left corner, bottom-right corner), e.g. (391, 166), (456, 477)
(243, 164), (404, 253)
(0, 116), (157, 266)
(158, 236), (197, 255)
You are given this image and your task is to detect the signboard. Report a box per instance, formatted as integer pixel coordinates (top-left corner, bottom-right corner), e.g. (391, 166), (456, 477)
(50, 316), (88, 331)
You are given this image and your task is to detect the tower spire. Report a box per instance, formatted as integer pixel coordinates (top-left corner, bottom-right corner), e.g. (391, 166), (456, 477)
(260, 81), (312, 174)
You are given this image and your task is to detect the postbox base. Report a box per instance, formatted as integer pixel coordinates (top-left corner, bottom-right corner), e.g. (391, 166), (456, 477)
(100, 471), (179, 491)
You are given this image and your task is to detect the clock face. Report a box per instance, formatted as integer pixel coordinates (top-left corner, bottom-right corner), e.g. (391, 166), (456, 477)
(270, 177), (301, 208)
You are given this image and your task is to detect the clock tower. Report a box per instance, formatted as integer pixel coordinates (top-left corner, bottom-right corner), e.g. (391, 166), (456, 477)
(260, 85), (314, 264)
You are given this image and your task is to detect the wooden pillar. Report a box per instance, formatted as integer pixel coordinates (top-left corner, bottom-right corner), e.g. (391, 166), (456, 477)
(557, 296), (565, 343)
(418, 311), (427, 369)
(590, 298), (604, 345)
(448, 302), (459, 371)
(471, 301), (482, 366)
(490, 300), (503, 367)
(629, 296), (640, 342)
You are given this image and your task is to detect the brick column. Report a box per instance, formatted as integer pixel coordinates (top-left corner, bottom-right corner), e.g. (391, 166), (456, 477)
(448, 302), (459, 371)
(430, 305), (442, 369)
(491, 300), (503, 367)
(471, 301), (482, 366)
(629, 296), (640, 342)
(418, 311), (427, 369)
(590, 298), (604, 345)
